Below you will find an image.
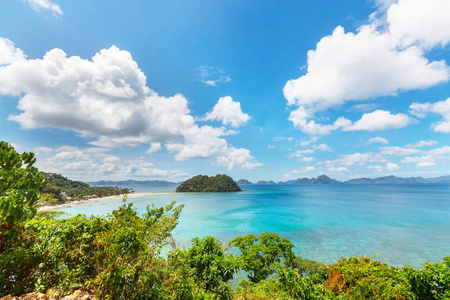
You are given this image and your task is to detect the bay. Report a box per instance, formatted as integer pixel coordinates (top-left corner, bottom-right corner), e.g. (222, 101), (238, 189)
(54, 184), (450, 269)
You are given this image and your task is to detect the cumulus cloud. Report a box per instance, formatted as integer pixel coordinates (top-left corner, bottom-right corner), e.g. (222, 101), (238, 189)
(401, 146), (450, 167)
(387, 0), (450, 48)
(342, 110), (413, 131)
(146, 143), (162, 154)
(202, 96), (250, 128)
(369, 165), (384, 172)
(35, 146), (190, 181)
(215, 147), (262, 170)
(402, 155), (438, 167)
(369, 162), (400, 172)
(284, 0), (450, 134)
(410, 98), (450, 133)
(25, 0), (62, 16)
(314, 144), (332, 152)
(0, 37), (260, 170)
(386, 162), (400, 171)
(367, 136), (389, 144)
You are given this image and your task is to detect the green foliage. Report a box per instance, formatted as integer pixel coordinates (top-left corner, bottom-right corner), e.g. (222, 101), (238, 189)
(292, 256), (326, 277)
(403, 257), (450, 299)
(0, 141), (45, 225)
(234, 279), (291, 300)
(323, 256), (414, 299)
(35, 210), (70, 219)
(231, 232), (295, 283)
(176, 174), (242, 193)
(40, 193), (59, 202)
(183, 236), (239, 299)
(276, 266), (329, 299)
(1, 199), (184, 299)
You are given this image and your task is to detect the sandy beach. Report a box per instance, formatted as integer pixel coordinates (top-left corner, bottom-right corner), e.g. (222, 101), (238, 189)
(38, 191), (176, 211)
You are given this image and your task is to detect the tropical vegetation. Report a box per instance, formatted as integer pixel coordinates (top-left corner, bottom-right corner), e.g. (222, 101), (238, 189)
(176, 174), (242, 193)
(1, 142), (450, 299)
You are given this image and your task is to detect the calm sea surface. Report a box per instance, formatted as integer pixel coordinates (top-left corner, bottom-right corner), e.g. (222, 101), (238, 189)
(55, 184), (450, 269)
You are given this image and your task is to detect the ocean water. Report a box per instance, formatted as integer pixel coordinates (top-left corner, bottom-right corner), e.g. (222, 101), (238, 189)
(55, 184), (450, 269)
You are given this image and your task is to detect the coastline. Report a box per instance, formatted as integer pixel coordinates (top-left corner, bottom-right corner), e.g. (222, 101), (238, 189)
(38, 191), (176, 211)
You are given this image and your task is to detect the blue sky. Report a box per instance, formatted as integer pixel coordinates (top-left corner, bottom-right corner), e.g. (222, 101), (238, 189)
(0, 0), (449, 182)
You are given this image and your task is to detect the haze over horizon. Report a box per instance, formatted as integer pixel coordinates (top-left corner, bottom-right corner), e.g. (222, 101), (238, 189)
(0, 0), (449, 182)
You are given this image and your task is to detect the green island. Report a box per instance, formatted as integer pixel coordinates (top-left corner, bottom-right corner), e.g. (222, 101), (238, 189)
(1, 142), (450, 299)
(176, 174), (242, 193)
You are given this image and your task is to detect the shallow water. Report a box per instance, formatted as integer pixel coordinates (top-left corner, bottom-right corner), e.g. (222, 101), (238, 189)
(55, 184), (450, 268)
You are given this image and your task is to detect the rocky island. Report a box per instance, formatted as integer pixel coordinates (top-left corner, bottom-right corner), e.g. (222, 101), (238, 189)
(176, 174), (242, 192)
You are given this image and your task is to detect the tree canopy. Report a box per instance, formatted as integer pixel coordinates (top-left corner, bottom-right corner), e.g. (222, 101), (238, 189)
(0, 141), (44, 224)
(176, 174), (242, 193)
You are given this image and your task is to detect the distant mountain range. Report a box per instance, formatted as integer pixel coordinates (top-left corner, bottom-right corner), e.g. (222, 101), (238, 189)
(90, 179), (177, 186)
(90, 175), (450, 187)
(237, 175), (450, 185)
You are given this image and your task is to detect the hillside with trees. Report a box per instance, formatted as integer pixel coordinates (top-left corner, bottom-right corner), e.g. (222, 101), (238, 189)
(176, 174), (242, 192)
(39, 172), (132, 204)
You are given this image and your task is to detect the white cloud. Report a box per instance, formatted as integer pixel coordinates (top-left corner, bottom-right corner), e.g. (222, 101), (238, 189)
(284, 25), (448, 111)
(165, 125), (228, 160)
(328, 166), (348, 172)
(25, 0), (63, 16)
(314, 143), (332, 152)
(195, 65), (231, 87)
(410, 98), (450, 133)
(380, 146), (421, 156)
(387, 0), (450, 48)
(298, 157), (315, 162)
(33, 146), (53, 154)
(273, 136), (295, 142)
(36, 146), (190, 181)
(288, 107), (351, 135)
(146, 143), (162, 154)
(299, 136), (318, 146)
(284, 0), (450, 134)
(331, 152), (386, 166)
(402, 155), (438, 167)
(0, 37), (260, 170)
(400, 146), (450, 167)
(428, 145), (450, 155)
(215, 147), (262, 170)
(405, 140), (437, 148)
(0, 38), (26, 66)
(367, 136), (389, 144)
(290, 149), (315, 158)
(369, 165), (384, 172)
(342, 110), (413, 131)
(202, 96), (250, 128)
(386, 162), (400, 171)
(282, 166), (317, 180)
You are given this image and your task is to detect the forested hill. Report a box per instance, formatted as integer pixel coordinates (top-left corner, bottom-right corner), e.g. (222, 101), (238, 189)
(40, 172), (132, 203)
(176, 174), (242, 192)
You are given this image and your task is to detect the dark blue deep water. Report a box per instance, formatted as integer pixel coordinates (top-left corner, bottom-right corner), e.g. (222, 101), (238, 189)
(56, 184), (450, 268)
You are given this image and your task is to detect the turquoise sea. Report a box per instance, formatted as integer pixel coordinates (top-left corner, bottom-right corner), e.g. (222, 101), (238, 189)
(55, 184), (450, 269)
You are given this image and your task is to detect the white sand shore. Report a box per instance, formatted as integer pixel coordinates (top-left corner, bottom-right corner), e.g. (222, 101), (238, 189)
(38, 191), (176, 211)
